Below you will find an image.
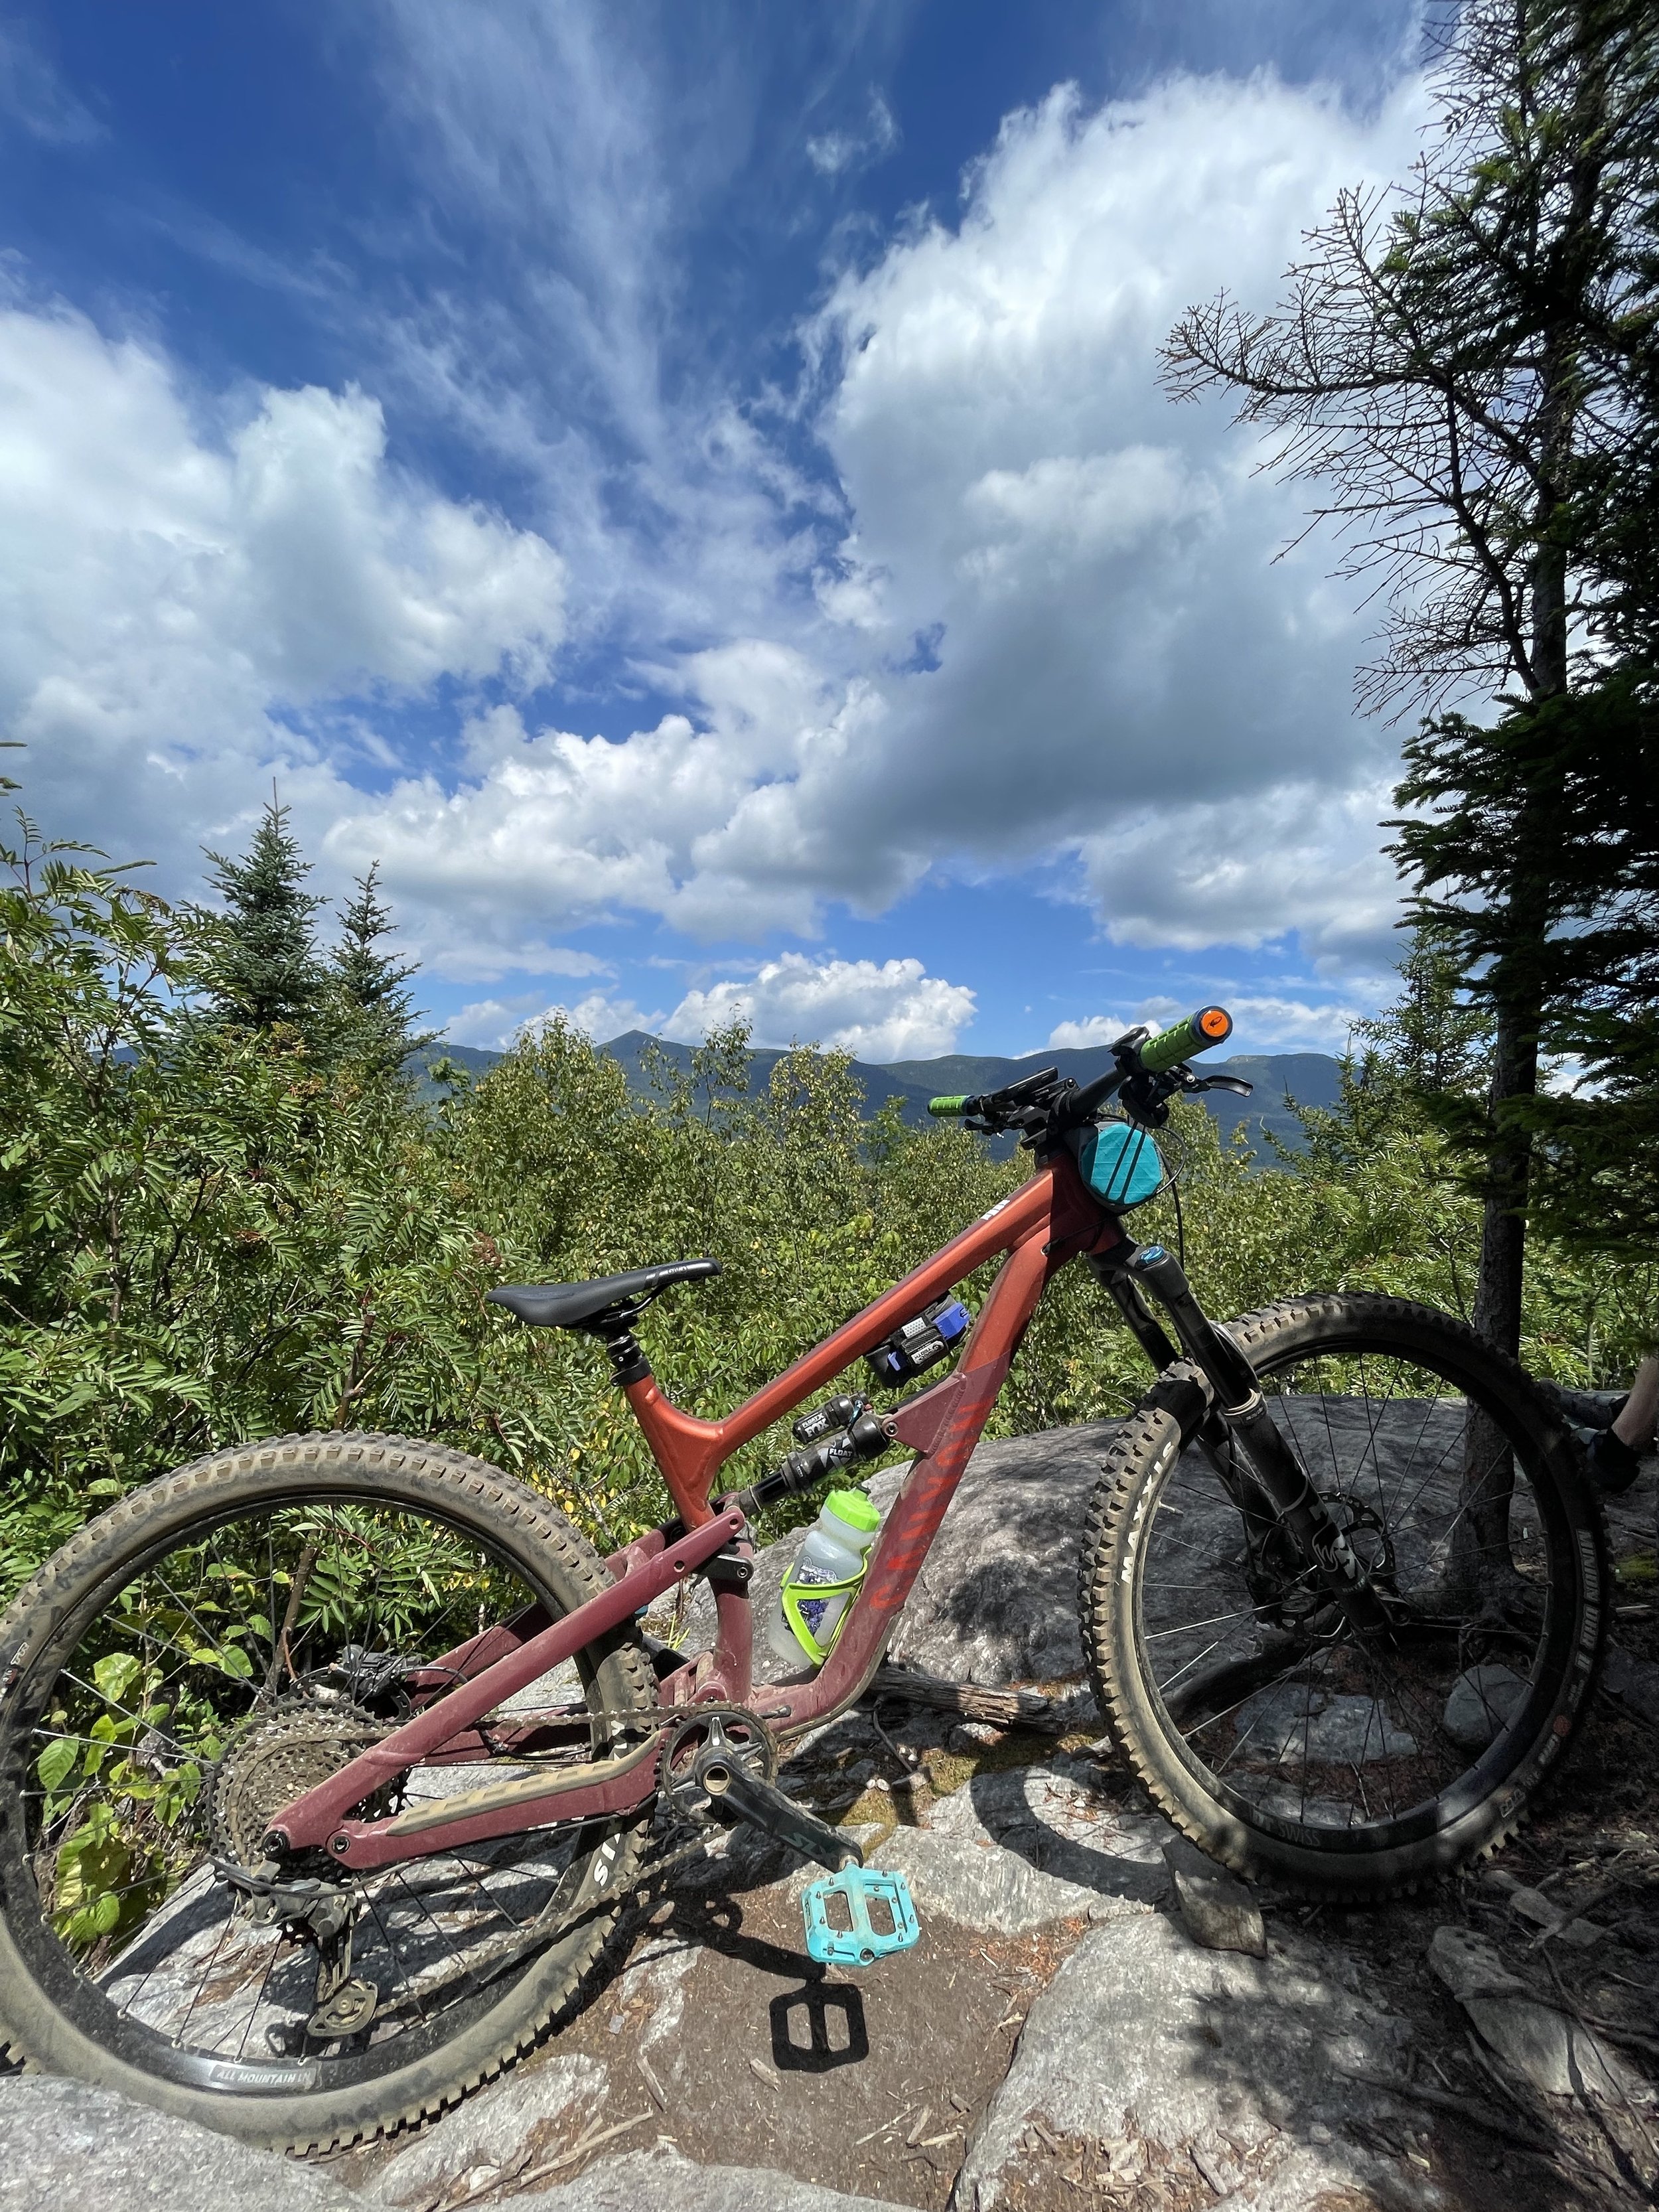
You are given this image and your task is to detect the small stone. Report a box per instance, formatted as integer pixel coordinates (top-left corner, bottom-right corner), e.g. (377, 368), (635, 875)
(1307, 2122), (1333, 2145)
(1163, 1837), (1266, 1957)
(1508, 1886), (1605, 1947)
(949, 1720), (1003, 1752)
(1603, 1642), (1659, 1726)
(1443, 1664), (1528, 1751)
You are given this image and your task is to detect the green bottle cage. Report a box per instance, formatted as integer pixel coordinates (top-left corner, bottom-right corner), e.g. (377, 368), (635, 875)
(780, 1566), (867, 1664)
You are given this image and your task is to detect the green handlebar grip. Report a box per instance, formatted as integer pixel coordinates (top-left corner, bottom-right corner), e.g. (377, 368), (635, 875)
(1138, 1005), (1233, 1074)
(928, 1094), (971, 1117)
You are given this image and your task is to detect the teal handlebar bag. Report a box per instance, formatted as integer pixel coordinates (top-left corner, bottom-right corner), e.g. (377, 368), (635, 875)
(1070, 1120), (1165, 1209)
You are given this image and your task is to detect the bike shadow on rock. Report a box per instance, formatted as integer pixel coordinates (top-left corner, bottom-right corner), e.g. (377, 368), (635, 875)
(866, 1749), (1180, 1929)
(536, 1861), (1066, 2211)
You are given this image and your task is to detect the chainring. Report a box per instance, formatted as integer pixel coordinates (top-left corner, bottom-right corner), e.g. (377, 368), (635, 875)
(658, 1705), (778, 1830)
(210, 1701), (392, 1866)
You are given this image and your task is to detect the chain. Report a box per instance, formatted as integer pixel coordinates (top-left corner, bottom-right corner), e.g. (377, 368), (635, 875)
(472, 1701), (705, 1762)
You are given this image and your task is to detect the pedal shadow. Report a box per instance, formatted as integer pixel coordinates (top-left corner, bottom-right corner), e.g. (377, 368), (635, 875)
(638, 1883), (870, 2076)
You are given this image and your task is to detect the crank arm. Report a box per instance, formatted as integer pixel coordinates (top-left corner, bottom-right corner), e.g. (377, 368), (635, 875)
(692, 1742), (861, 1875)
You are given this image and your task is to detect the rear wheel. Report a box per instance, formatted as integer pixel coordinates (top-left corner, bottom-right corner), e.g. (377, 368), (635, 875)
(1080, 1294), (1606, 1897)
(0, 1432), (655, 2150)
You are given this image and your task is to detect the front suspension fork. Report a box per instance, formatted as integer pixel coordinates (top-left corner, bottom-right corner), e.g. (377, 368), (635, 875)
(1093, 1258), (1280, 1567)
(1093, 1242), (1388, 1631)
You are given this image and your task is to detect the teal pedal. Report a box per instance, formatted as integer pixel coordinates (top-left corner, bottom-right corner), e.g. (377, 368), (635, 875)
(801, 1865), (920, 1968)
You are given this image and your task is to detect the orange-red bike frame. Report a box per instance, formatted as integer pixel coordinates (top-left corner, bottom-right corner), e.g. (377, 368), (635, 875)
(269, 1151), (1125, 1871)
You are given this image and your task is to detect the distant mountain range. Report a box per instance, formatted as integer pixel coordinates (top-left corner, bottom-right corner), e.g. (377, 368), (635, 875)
(413, 1031), (1344, 1155)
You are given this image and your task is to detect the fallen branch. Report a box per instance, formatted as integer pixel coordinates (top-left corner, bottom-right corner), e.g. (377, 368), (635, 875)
(1577, 2014), (1659, 2061)
(1460, 2037), (1624, 2192)
(1528, 1855), (1636, 1952)
(1334, 2066), (1562, 2156)
(1598, 1684), (1659, 1735)
(869, 1663), (1061, 1732)
(431, 2110), (654, 2211)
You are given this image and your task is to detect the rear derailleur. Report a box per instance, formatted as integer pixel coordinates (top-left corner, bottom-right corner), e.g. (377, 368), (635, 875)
(212, 1856), (378, 2041)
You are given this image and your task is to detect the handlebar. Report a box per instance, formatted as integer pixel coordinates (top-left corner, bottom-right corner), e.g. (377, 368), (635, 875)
(1137, 1004), (1232, 1074)
(926, 1005), (1233, 1130)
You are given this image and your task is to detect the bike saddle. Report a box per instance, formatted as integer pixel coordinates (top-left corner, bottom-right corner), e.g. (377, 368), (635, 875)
(486, 1259), (721, 1331)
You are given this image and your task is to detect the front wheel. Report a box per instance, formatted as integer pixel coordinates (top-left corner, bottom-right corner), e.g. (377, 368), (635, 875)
(0, 1432), (656, 2151)
(1079, 1293), (1607, 1897)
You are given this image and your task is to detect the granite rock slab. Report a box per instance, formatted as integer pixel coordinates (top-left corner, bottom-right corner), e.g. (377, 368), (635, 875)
(956, 1911), (1439, 2211)
(515, 2145), (897, 2209)
(0, 2076), (359, 2212)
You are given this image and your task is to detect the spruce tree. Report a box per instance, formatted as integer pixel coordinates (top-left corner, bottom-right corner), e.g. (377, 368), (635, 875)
(329, 863), (433, 1078)
(1164, 0), (1659, 1587)
(1397, 680), (1659, 1256)
(1353, 930), (1492, 1109)
(1163, 0), (1659, 1331)
(200, 796), (324, 1036)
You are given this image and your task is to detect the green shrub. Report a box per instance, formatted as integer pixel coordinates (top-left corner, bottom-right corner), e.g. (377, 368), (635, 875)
(2, 812), (1645, 1603)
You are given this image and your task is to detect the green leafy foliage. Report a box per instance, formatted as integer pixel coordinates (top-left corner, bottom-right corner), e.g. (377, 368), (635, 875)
(1, 800), (1644, 1612)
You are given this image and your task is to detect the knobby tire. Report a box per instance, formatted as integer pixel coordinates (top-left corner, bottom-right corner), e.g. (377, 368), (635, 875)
(1078, 1293), (1607, 1898)
(0, 1432), (655, 2152)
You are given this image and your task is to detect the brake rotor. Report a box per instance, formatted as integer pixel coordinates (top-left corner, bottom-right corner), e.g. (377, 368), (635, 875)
(210, 1702), (392, 1866)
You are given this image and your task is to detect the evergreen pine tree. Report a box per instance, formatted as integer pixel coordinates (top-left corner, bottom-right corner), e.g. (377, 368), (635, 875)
(200, 795), (325, 1036)
(1163, 0), (1659, 1372)
(1164, 1), (1659, 1591)
(329, 863), (433, 1077)
(1353, 930), (1492, 1108)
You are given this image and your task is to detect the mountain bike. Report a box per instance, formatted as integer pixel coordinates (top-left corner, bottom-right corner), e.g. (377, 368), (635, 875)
(0, 1008), (1605, 2152)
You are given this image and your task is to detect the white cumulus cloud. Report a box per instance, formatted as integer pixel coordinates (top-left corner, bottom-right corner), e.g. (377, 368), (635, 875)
(1075, 778), (1405, 969)
(1050, 994), (1363, 1056)
(0, 293), (565, 895)
(12, 43), (1435, 996)
(663, 954), (975, 1061)
(445, 988), (662, 1051)
(281, 65), (1430, 971)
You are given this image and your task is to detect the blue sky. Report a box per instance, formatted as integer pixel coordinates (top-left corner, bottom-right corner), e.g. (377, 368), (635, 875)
(2, 1), (1435, 1062)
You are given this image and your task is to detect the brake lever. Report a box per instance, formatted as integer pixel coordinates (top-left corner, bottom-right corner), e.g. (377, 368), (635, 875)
(1184, 1074), (1253, 1097)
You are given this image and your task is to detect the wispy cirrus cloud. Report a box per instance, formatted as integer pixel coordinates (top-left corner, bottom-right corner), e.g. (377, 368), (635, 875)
(331, 59), (1428, 966)
(0, 18), (102, 146)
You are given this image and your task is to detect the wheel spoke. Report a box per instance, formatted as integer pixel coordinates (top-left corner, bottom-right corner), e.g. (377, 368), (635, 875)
(5, 1467), (650, 2102)
(1111, 1312), (1589, 1863)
